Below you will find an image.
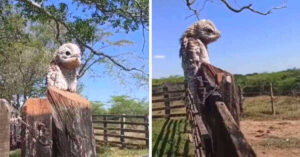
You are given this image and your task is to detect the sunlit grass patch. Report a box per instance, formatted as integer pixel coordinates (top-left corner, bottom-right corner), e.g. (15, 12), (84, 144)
(97, 145), (148, 157)
(242, 96), (300, 120)
(259, 136), (300, 149)
(152, 118), (194, 157)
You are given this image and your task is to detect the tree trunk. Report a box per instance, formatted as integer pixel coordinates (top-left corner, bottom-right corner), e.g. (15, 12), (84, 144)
(21, 98), (53, 157)
(47, 86), (96, 157)
(0, 99), (11, 157)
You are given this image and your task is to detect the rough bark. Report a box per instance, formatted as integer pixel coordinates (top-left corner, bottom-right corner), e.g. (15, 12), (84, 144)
(21, 98), (53, 157)
(196, 63), (241, 125)
(0, 99), (11, 157)
(47, 86), (96, 157)
(201, 98), (256, 157)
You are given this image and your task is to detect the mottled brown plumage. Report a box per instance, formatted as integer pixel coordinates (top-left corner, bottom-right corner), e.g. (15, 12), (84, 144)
(180, 19), (220, 97)
(46, 43), (81, 92)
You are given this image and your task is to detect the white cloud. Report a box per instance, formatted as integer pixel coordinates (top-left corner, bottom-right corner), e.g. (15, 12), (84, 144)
(154, 55), (165, 59)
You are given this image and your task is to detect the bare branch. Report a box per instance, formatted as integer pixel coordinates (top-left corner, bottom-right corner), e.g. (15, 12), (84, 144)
(19, 0), (146, 75)
(184, 0), (286, 18)
(54, 20), (62, 45)
(78, 57), (104, 79)
(184, 0), (200, 20)
(220, 0), (286, 15)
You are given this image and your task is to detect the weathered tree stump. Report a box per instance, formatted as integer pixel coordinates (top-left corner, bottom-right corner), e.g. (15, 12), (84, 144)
(47, 86), (96, 157)
(0, 99), (11, 157)
(10, 107), (21, 150)
(202, 98), (256, 157)
(21, 98), (53, 157)
(196, 63), (241, 125)
(193, 63), (256, 157)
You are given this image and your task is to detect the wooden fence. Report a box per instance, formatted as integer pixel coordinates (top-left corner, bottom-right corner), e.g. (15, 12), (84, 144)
(92, 114), (149, 148)
(187, 63), (255, 157)
(154, 68), (256, 156)
(152, 83), (186, 118)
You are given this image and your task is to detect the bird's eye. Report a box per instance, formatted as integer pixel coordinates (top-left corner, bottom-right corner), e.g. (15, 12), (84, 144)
(66, 51), (71, 56)
(206, 29), (213, 33)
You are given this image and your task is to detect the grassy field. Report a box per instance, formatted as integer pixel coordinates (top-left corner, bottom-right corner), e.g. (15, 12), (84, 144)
(240, 96), (300, 157)
(152, 118), (194, 157)
(10, 148), (148, 157)
(97, 146), (148, 157)
(242, 96), (300, 120)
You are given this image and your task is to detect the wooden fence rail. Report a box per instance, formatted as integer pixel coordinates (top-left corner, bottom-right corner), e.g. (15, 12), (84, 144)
(155, 68), (256, 157)
(152, 83), (186, 119)
(92, 114), (149, 148)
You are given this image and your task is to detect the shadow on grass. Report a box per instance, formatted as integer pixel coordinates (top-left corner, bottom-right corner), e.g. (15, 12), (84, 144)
(152, 119), (193, 157)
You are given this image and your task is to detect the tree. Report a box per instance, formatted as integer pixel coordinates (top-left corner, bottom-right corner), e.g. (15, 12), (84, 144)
(0, 5), (54, 108)
(91, 101), (107, 115)
(109, 95), (148, 115)
(0, 0), (149, 107)
(15, 0), (148, 82)
(184, 0), (286, 20)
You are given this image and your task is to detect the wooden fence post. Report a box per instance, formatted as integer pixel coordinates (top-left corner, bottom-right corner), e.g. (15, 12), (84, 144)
(270, 82), (275, 115)
(163, 84), (170, 118)
(120, 114), (126, 148)
(144, 115), (149, 146)
(238, 85), (244, 114)
(0, 99), (11, 157)
(103, 115), (108, 145)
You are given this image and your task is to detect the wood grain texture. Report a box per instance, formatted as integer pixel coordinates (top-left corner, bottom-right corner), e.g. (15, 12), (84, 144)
(47, 87), (96, 157)
(21, 98), (52, 157)
(0, 99), (11, 157)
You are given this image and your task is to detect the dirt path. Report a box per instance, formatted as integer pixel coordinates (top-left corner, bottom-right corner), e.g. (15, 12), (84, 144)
(241, 120), (300, 157)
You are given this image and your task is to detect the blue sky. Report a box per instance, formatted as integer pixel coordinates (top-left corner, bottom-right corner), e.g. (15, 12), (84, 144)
(153, 0), (300, 78)
(80, 29), (149, 109)
(44, 0), (149, 109)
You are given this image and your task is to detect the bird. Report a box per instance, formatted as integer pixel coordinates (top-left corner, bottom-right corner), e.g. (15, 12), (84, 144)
(180, 19), (221, 96)
(46, 43), (81, 92)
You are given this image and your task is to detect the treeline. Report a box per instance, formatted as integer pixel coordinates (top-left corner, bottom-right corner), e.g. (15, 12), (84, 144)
(92, 95), (148, 115)
(152, 68), (300, 96)
(236, 68), (300, 96)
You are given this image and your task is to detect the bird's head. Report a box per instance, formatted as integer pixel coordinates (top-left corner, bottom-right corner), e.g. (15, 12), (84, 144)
(52, 43), (81, 69)
(192, 19), (220, 44)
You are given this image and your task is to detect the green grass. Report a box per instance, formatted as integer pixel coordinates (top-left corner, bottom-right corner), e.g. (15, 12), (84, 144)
(152, 119), (194, 157)
(242, 96), (300, 120)
(9, 147), (147, 157)
(259, 136), (300, 149)
(97, 146), (148, 157)
(9, 149), (21, 157)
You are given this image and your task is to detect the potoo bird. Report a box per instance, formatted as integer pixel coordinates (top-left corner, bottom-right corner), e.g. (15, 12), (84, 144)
(180, 19), (220, 96)
(46, 43), (81, 92)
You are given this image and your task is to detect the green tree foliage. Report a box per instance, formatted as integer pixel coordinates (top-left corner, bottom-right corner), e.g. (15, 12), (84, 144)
(237, 69), (300, 95)
(91, 101), (107, 115)
(152, 75), (185, 86)
(0, 0), (148, 107)
(153, 69), (300, 96)
(0, 4), (54, 107)
(15, 0), (148, 83)
(109, 95), (148, 115)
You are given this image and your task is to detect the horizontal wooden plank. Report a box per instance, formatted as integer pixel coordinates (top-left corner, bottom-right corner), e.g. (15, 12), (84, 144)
(152, 96), (185, 103)
(152, 113), (186, 119)
(95, 140), (146, 147)
(93, 127), (147, 133)
(93, 120), (147, 126)
(92, 114), (146, 119)
(94, 133), (148, 141)
(152, 104), (186, 111)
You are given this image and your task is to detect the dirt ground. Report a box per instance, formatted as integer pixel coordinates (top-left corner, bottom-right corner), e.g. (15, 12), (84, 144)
(241, 120), (300, 157)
